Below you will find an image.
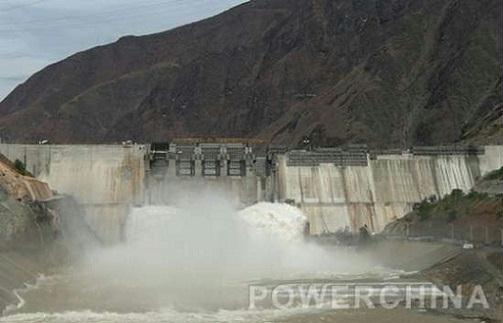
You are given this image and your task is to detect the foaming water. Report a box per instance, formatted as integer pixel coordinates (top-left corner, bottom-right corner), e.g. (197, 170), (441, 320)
(239, 202), (307, 242)
(0, 308), (311, 323)
(1, 189), (401, 322)
(2, 274), (51, 316)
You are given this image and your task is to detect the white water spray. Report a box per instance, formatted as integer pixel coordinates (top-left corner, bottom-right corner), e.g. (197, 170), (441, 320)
(1, 186), (395, 321)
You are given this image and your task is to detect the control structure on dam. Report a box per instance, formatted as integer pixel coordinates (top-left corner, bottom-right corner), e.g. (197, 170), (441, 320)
(0, 143), (501, 241)
(149, 143), (256, 178)
(147, 142), (369, 177)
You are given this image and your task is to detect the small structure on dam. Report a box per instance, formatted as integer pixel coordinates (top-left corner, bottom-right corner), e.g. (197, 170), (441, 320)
(0, 142), (501, 241)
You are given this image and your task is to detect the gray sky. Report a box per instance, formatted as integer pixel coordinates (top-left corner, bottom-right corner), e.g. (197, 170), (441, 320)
(0, 0), (247, 100)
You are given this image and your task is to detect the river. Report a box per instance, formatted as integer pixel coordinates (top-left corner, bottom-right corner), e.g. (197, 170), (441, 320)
(0, 197), (478, 323)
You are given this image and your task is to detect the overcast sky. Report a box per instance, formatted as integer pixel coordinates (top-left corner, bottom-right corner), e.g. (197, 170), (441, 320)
(0, 0), (247, 100)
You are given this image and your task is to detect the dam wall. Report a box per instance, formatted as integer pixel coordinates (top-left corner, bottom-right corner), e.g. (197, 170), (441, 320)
(0, 143), (263, 242)
(277, 146), (503, 235)
(0, 143), (501, 240)
(0, 144), (146, 243)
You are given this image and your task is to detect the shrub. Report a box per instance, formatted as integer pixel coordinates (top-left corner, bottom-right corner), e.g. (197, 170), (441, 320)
(416, 198), (433, 221)
(13, 159), (27, 175)
(466, 190), (479, 200)
(450, 189), (465, 199)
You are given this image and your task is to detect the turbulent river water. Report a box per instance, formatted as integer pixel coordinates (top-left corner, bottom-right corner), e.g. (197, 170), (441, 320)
(0, 195), (474, 323)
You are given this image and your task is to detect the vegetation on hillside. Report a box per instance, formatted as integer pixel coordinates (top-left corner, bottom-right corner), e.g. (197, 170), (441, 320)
(385, 183), (503, 244)
(413, 189), (500, 223)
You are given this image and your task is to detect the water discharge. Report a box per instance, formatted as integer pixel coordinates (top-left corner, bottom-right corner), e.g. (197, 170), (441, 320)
(0, 188), (438, 323)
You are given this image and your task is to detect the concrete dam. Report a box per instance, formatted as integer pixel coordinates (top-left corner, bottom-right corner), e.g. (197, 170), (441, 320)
(0, 143), (501, 241)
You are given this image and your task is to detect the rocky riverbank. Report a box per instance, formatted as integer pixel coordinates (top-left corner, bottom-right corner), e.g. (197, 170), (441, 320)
(418, 249), (503, 322)
(0, 155), (90, 314)
(358, 239), (502, 322)
(376, 168), (503, 321)
(371, 175), (502, 322)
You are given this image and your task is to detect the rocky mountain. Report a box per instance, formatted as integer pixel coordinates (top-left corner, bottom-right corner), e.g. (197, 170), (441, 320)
(0, 0), (501, 147)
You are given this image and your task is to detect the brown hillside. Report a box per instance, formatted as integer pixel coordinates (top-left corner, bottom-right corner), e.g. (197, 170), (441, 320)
(0, 0), (501, 147)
